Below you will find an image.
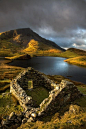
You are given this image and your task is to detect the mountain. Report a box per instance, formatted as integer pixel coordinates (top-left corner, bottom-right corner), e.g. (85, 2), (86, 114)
(0, 28), (65, 52)
(67, 48), (86, 56)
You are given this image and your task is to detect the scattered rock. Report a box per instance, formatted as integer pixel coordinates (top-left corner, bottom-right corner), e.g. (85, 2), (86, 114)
(9, 112), (16, 120)
(22, 118), (28, 124)
(66, 120), (72, 123)
(25, 111), (30, 118)
(69, 104), (81, 114)
(2, 93), (6, 98)
(31, 113), (37, 118)
(27, 117), (34, 123)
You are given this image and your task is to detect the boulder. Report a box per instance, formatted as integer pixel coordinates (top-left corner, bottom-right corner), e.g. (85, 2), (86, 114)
(31, 113), (37, 118)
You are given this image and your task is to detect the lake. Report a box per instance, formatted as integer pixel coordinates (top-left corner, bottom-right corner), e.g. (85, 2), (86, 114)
(8, 56), (86, 84)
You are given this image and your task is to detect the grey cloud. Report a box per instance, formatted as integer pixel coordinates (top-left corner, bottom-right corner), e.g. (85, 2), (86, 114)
(0, 0), (86, 49)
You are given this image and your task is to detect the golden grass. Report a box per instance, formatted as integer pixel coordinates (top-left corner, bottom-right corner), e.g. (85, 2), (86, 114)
(5, 53), (28, 60)
(64, 56), (86, 67)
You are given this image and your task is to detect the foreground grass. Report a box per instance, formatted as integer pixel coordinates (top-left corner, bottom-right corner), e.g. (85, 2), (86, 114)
(0, 63), (23, 80)
(0, 93), (23, 117)
(18, 96), (86, 129)
(0, 60), (86, 129)
(0, 63), (23, 119)
(5, 53), (29, 60)
(18, 75), (86, 129)
(26, 87), (49, 107)
(0, 62), (23, 93)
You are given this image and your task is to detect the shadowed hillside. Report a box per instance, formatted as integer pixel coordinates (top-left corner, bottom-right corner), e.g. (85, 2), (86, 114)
(0, 28), (65, 58)
(0, 28), (65, 50)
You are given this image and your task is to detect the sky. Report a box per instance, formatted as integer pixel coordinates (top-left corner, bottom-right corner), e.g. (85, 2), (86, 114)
(0, 0), (86, 50)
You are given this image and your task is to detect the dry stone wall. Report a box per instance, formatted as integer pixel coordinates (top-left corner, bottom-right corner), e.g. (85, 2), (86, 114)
(1, 67), (83, 128)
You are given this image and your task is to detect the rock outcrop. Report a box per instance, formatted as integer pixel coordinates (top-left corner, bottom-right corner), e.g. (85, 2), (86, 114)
(16, 54), (31, 60)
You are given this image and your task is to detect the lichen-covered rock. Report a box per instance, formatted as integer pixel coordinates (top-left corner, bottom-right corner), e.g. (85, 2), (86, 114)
(22, 118), (28, 124)
(69, 104), (81, 114)
(9, 112), (16, 120)
(27, 117), (34, 123)
(25, 111), (31, 118)
(31, 113), (37, 118)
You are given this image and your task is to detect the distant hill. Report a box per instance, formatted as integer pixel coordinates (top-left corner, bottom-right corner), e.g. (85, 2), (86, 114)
(56, 48), (86, 58)
(67, 48), (86, 56)
(62, 48), (86, 67)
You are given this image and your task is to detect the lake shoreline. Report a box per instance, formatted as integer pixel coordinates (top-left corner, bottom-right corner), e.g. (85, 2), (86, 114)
(7, 56), (86, 84)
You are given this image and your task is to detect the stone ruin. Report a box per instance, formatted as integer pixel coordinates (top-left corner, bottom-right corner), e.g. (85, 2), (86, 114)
(0, 67), (83, 128)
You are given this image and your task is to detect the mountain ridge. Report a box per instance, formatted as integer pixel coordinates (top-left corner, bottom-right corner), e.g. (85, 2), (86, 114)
(0, 28), (65, 51)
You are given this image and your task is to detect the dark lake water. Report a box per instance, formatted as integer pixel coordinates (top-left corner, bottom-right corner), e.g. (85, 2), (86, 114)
(8, 56), (86, 84)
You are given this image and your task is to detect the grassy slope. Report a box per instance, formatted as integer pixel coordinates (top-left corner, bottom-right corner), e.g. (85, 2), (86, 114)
(56, 50), (79, 58)
(64, 56), (86, 67)
(0, 64), (24, 119)
(0, 38), (62, 59)
(56, 48), (86, 67)
(0, 39), (22, 57)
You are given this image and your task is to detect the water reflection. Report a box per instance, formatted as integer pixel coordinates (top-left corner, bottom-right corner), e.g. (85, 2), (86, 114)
(9, 56), (86, 84)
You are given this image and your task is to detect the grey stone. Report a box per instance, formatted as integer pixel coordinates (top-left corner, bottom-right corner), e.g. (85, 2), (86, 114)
(31, 113), (37, 118)
(25, 111), (30, 118)
(22, 118), (28, 124)
(27, 117), (34, 123)
(1, 120), (5, 125)
(9, 112), (16, 120)
(67, 120), (72, 123)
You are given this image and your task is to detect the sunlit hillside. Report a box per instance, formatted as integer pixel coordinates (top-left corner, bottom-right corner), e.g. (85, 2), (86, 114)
(65, 56), (86, 67)
(23, 39), (62, 56)
(0, 28), (64, 58)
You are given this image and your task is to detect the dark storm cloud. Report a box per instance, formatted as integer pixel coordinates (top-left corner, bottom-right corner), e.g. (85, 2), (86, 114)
(0, 0), (86, 49)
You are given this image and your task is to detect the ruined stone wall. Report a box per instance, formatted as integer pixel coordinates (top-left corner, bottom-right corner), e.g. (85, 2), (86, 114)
(10, 67), (58, 111)
(15, 67), (57, 90)
(9, 67), (82, 125)
(38, 80), (82, 116)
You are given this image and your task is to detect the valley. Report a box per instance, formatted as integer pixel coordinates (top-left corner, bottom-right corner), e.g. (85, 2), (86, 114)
(0, 28), (86, 129)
